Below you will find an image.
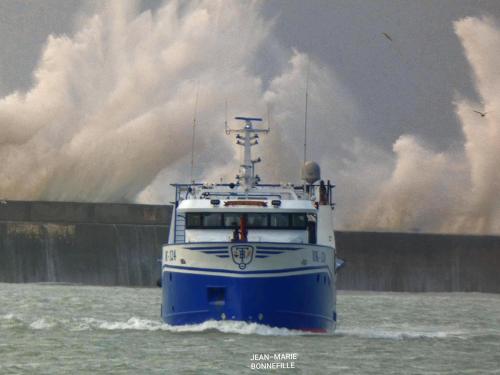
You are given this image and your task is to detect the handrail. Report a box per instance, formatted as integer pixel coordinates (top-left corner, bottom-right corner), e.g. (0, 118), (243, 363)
(224, 200), (268, 207)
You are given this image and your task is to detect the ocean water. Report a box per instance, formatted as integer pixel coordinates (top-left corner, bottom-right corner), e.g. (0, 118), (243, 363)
(0, 284), (499, 374)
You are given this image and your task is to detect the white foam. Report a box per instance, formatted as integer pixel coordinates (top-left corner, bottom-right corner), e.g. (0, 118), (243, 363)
(158, 320), (308, 336)
(17, 314), (474, 339)
(97, 317), (163, 331)
(69, 317), (311, 336)
(29, 318), (56, 330)
(335, 327), (467, 340)
(0, 313), (25, 328)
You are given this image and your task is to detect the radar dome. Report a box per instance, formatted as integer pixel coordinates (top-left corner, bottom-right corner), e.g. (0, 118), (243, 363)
(301, 161), (321, 184)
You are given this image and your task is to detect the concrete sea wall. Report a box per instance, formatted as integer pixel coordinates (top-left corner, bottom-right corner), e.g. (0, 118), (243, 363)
(0, 201), (171, 286)
(335, 231), (500, 293)
(1, 201), (499, 292)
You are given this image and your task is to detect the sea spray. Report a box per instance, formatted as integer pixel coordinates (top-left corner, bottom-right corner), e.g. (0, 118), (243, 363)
(355, 16), (500, 234)
(2, 2), (500, 234)
(0, 0), (356, 205)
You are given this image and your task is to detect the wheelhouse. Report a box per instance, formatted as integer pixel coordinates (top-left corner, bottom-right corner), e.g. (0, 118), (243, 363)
(178, 197), (319, 244)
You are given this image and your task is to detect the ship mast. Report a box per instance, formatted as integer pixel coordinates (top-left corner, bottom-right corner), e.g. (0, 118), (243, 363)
(226, 116), (269, 190)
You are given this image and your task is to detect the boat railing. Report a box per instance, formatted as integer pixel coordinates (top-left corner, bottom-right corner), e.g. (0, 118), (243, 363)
(200, 192), (284, 200)
(170, 181), (335, 206)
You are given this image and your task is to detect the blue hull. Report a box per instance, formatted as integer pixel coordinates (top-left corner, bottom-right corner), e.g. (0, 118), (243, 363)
(161, 270), (335, 332)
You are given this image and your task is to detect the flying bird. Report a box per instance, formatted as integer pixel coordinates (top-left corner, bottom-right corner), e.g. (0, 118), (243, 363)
(473, 110), (487, 117)
(382, 32), (393, 42)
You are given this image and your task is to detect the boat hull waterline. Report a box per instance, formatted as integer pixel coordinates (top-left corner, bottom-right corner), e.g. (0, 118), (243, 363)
(161, 242), (336, 333)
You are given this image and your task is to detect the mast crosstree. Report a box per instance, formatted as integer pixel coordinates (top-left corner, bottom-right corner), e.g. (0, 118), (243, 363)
(226, 116), (269, 190)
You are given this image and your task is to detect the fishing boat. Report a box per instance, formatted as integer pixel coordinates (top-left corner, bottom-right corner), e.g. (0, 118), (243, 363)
(161, 116), (342, 332)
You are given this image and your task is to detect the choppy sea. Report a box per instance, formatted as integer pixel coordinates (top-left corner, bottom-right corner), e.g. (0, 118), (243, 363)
(0, 283), (499, 374)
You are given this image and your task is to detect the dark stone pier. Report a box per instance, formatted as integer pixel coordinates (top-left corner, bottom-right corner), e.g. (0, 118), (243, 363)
(0, 200), (171, 286)
(335, 231), (500, 293)
(1, 201), (499, 292)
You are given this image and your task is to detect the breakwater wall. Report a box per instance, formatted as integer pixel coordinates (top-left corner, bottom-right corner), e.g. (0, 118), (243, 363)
(0, 201), (171, 286)
(335, 231), (500, 293)
(1, 201), (499, 292)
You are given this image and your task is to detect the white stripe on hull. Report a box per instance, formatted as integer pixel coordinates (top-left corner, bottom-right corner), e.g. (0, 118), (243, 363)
(162, 265), (332, 278)
(162, 242), (335, 277)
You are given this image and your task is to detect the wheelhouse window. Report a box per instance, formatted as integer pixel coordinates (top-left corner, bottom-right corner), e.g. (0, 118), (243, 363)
(185, 212), (310, 229)
(203, 213), (222, 227)
(186, 213), (202, 227)
(223, 213), (240, 228)
(247, 213), (268, 228)
(291, 213), (307, 229)
(269, 213), (289, 228)
(186, 213), (222, 228)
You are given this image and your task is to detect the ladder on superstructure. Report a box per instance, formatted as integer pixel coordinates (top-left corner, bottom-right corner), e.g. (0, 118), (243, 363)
(173, 186), (185, 244)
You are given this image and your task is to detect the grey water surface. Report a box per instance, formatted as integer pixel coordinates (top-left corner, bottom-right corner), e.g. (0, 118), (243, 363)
(0, 283), (499, 374)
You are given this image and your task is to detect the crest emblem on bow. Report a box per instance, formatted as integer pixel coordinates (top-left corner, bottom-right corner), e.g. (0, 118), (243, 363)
(230, 245), (254, 269)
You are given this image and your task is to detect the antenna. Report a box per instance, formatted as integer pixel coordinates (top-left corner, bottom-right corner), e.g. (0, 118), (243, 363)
(224, 99), (229, 134)
(303, 57), (310, 164)
(266, 103), (272, 132)
(190, 83), (200, 183)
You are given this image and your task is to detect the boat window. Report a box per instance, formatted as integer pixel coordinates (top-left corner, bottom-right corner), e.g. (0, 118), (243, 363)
(186, 212), (310, 229)
(269, 213), (289, 228)
(186, 213), (202, 227)
(291, 213), (307, 229)
(307, 214), (317, 244)
(224, 213), (240, 228)
(247, 213), (268, 228)
(203, 213), (223, 227)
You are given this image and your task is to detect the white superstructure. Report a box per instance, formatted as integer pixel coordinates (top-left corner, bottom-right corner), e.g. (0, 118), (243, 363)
(161, 116), (341, 332)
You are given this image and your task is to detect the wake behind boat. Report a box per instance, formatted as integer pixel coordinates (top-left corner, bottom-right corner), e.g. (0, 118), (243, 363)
(161, 116), (342, 332)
